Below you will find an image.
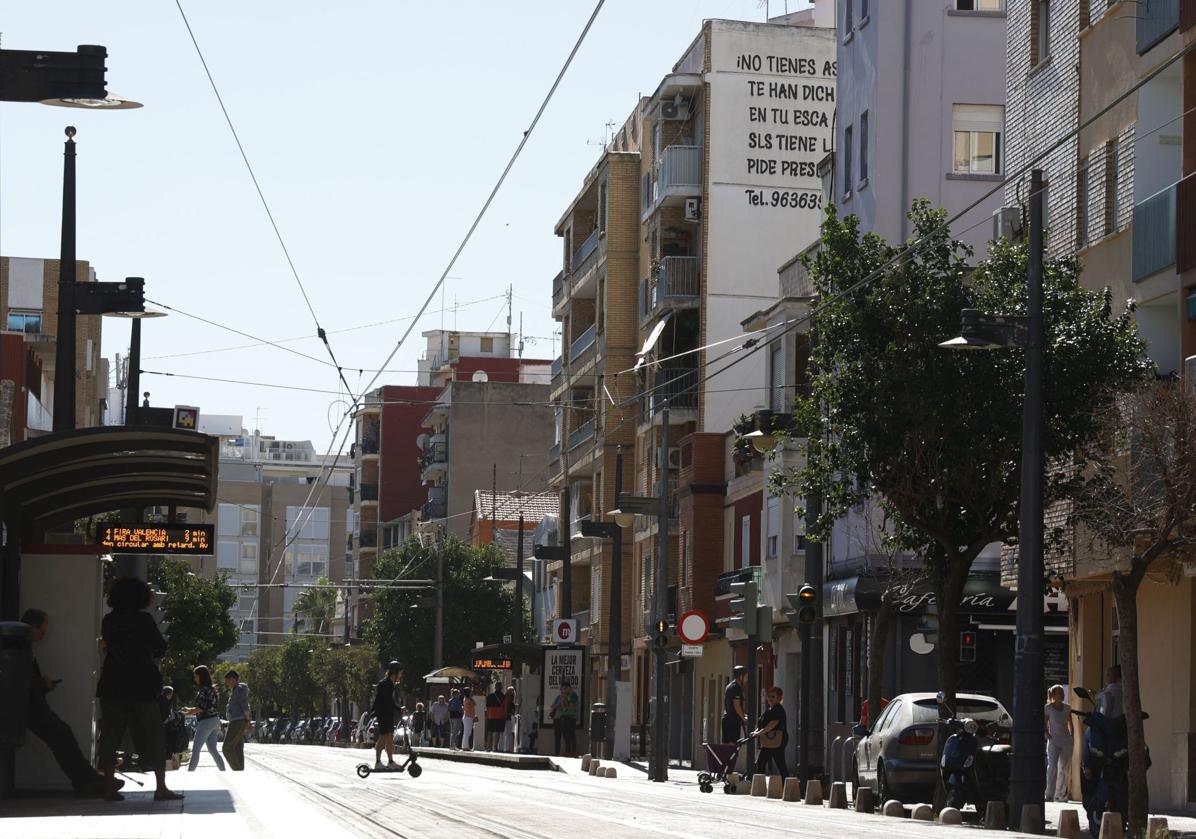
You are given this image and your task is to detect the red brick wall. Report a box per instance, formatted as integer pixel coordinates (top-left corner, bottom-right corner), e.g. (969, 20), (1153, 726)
(0, 334), (28, 443)
(379, 385), (442, 520)
(678, 432), (726, 621)
(732, 490), (763, 568)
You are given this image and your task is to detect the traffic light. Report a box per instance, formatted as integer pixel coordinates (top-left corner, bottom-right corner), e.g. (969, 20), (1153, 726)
(756, 605), (774, 643)
(786, 584), (818, 626)
(728, 580), (759, 636)
(960, 630), (977, 663)
(654, 617), (669, 648)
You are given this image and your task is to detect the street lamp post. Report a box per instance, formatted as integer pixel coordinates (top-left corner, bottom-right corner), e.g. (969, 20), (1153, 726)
(51, 127), (77, 432)
(941, 168), (1046, 830)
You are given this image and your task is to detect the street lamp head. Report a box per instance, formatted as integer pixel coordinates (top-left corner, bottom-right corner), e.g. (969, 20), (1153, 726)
(42, 93), (142, 110)
(608, 508), (636, 529)
(64, 125), (76, 138)
(743, 428), (779, 454)
(108, 309), (167, 319)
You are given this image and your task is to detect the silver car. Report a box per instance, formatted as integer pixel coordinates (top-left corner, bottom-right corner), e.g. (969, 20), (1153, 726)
(852, 692), (1011, 803)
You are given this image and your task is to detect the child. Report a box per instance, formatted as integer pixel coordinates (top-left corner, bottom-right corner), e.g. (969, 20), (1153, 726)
(410, 702), (427, 747)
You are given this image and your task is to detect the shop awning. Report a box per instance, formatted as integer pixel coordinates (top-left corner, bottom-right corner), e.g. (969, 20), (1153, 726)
(0, 425), (219, 531)
(823, 573), (1016, 618)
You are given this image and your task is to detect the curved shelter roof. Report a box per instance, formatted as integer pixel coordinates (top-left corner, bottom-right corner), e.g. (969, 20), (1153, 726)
(0, 426), (218, 531)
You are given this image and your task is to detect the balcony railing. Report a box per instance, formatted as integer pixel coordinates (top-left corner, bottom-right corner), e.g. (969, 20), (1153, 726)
(569, 323), (596, 363)
(649, 367), (699, 414)
(548, 442), (561, 473)
(571, 228), (600, 273)
(360, 530), (378, 548)
(567, 418), (595, 451)
(360, 431), (380, 455)
(551, 356), (563, 381)
(1132, 182), (1176, 282)
(654, 256), (699, 302)
(1137, 0), (1178, 54)
(26, 391), (52, 432)
(421, 500), (446, 520)
(360, 483), (379, 502)
(552, 269), (565, 308)
(658, 145), (702, 194)
(421, 441), (448, 467)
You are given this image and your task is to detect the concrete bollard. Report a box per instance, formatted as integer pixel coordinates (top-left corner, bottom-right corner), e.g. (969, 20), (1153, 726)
(782, 778), (802, 802)
(1098, 813), (1123, 839)
(911, 803), (933, 821)
(881, 799), (905, 818)
(604, 766), (617, 779)
(803, 778), (824, 805)
(984, 800), (1007, 831)
(828, 781), (848, 809)
(829, 736), (843, 782)
(588, 760), (601, 776)
(940, 807), (963, 825)
(1020, 803), (1044, 835)
(750, 773), (768, 797)
(1147, 817), (1169, 839)
(853, 785), (876, 813)
(580, 754), (591, 772)
(767, 775), (783, 799)
(1056, 809), (1082, 839)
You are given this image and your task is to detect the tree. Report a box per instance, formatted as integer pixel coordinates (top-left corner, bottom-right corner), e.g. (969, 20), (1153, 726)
(310, 643), (379, 718)
(276, 636), (323, 718)
(247, 645), (284, 717)
(778, 202), (1150, 705)
(292, 577), (337, 636)
(364, 537), (527, 693)
(149, 558), (239, 701)
(1070, 381), (1196, 837)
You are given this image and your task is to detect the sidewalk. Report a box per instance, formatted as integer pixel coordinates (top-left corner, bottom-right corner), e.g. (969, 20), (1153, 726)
(1, 766), (360, 839)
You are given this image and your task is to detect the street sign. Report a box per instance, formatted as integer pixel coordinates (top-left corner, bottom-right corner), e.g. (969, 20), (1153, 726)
(98, 523), (213, 555)
(681, 644), (703, 658)
(552, 618), (578, 644)
(678, 610), (710, 645)
(173, 405), (200, 430)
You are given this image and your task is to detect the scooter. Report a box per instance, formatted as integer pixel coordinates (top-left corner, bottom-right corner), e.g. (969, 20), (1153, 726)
(356, 715), (424, 779)
(1071, 686), (1148, 837)
(937, 693), (1011, 812)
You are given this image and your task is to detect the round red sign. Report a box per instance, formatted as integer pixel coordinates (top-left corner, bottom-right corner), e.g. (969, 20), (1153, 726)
(678, 611), (709, 645)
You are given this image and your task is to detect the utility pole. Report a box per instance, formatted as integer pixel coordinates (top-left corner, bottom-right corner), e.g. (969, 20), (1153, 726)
(561, 483), (572, 619)
(1009, 168), (1046, 830)
(651, 401), (670, 782)
(434, 546), (444, 669)
(52, 127), (77, 432)
(515, 513), (525, 644)
(799, 491), (823, 782)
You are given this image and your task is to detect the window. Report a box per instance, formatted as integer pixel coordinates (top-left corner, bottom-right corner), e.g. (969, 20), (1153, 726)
(956, 0), (1002, 9)
(766, 497), (780, 559)
(741, 515), (752, 567)
(240, 504), (259, 537)
(217, 540), (238, 570)
(239, 618), (255, 634)
(217, 504), (239, 538)
(5, 310), (41, 334)
(480, 336), (494, 353)
(288, 544), (328, 578)
(286, 506), (330, 541)
(843, 124), (854, 196)
(599, 180), (608, 233)
(842, 0), (853, 35)
(237, 592), (257, 613)
(239, 543), (258, 576)
(952, 105), (1004, 174)
(859, 111), (869, 184)
(1033, 0), (1051, 64)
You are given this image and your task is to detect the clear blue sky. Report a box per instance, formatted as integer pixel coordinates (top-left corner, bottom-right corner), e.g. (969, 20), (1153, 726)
(2, 1), (805, 449)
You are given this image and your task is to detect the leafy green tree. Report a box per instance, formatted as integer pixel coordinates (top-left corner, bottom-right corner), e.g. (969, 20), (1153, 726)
(309, 643), (379, 718)
(364, 537), (527, 694)
(149, 558), (239, 701)
(292, 576), (337, 635)
(247, 645), (284, 717)
(276, 636), (323, 718)
(777, 203), (1150, 704)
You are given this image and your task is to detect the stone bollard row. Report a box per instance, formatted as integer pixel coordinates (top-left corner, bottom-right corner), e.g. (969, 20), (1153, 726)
(580, 753), (591, 772)
(1056, 809), (1082, 839)
(939, 807), (963, 825)
(750, 773), (768, 797)
(827, 781), (848, 809)
(984, 800), (1007, 831)
(1020, 803), (1044, 835)
(588, 760), (601, 776)
(853, 785), (876, 813)
(803, 778), (824, 805)
(782, 778), (802, 802)
(911, 804), (933, 821)
(881, 799), (905, 818)
(766, 775), (783, 799)
(1098, 812), (1123, 839)
(1147, 817), (1169, 839)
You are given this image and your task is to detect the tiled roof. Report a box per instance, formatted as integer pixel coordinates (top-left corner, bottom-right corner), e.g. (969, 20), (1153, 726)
(473, 490), (558, 523)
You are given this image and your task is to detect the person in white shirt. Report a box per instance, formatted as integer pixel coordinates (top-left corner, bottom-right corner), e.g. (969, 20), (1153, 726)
(1096, 665), (1124, 718)
(1044, 685), (1074, 802)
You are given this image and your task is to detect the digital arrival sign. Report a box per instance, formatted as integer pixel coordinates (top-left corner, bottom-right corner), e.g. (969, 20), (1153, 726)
(98, 524), (214, 555)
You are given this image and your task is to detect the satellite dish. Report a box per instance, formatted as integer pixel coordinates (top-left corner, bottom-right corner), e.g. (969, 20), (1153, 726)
(416, 433), (429, 450)
(472, 370), (489, 382)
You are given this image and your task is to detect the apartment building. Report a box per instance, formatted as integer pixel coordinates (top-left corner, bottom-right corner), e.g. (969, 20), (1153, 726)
(191, 415), (351, 660)
(0, 256), (107, 440)
(1002, 0), (1196, 809)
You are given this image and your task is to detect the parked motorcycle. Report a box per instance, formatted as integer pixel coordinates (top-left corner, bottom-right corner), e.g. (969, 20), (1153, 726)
(1071, 686), (1150, 837)
(937, 693), (1011, 812)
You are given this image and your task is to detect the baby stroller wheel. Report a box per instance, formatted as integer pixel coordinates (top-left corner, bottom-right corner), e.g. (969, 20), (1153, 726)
(408, 762), (423, 778)
(724, 782), (737, 795)
(356, 763), (371, 779)
(701, 782), (714, 793)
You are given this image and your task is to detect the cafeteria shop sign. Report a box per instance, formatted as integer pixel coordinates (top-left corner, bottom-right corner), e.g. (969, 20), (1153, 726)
(541, 645), (585, 727)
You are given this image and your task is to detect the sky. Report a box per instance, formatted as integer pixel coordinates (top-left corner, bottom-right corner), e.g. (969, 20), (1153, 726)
(1, 0), (810, 450)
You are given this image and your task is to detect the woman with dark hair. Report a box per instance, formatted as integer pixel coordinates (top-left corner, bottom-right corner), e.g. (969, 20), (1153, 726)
(95, 576), (183, 801)
(182, 665), (226, 771)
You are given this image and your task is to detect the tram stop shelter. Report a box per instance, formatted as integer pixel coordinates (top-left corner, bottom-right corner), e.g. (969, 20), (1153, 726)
(0, 425), (218, 794)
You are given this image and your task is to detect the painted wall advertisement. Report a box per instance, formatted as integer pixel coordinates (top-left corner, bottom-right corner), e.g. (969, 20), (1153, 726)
(540, 645), (586, 727)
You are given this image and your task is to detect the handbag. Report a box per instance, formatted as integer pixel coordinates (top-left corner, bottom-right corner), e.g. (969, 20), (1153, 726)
(759, 727), (783, 749)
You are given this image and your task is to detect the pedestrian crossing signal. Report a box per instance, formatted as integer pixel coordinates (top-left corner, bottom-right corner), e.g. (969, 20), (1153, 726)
(960, 630), (977, 662)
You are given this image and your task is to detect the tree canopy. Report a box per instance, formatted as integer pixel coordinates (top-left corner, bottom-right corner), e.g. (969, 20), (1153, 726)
(149, 557), (239, 700)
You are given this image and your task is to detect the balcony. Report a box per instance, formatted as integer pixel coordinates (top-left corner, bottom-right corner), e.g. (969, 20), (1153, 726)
(26, 391), (52, 433)
(1132, 182), (1176, 282)
(567, 418), (595, 452)
(552, 269), (565, 309)
(421, 441), (448, 481)
(359, 530), (378, 549)
(649, 367), (699, 415)
(548, 442), (561, 475)
(421, 500), (446, 520)
(571, 228), (600, 274)
(360, 430), (380, 456)
(569, 323), (597, 367)
(359, 483), (379, 503)
(656, 145), (702, 204)
(644, 256), (699, 322)
(551, 356), (563, 382)
(1137, 0), (1178, 54)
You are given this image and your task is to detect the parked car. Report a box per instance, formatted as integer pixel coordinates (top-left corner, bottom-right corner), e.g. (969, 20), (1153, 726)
(853, 692), (1011, 803)
(270, 718), (290, 743)
(355, 713), (373, 744)
(336, 719), (356, 742)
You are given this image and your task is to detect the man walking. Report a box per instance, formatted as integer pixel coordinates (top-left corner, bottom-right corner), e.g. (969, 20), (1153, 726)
(722, 665), (748, 743)
(447, 688), (464, 750)
(222, 670), (251, 771)
(372, 661), (403, 770)
(21, 609), (113, 796)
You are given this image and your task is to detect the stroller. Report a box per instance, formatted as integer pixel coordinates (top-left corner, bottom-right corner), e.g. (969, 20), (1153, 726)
(697, 737), (751, 794)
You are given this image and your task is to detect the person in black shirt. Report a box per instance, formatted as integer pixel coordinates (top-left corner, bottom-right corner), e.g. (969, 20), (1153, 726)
(752, 686), (788, 778)
(371, 660), (403, 770)
(722, 665), (748, 743)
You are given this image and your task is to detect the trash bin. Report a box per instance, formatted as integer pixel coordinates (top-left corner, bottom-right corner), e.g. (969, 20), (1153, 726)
(589, 701), (608, 747)
(0, 621), (32, 747)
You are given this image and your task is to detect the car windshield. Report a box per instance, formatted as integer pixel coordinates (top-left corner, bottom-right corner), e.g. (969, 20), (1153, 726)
(913, 697), (1008, 722)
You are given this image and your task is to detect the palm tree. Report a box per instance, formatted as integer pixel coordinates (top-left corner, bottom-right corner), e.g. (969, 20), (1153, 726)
(292, 577), (337, 636)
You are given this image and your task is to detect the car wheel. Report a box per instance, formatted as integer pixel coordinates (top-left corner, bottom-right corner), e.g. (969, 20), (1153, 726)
(876, 761), (892, 803)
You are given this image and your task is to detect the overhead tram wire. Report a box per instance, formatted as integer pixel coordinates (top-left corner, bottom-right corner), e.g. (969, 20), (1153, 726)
(351, 0), (607, 403)
(174, 0), (359, 408)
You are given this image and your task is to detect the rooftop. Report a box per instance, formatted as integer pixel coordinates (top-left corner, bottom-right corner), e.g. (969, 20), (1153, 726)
(473, 489), (558, 523)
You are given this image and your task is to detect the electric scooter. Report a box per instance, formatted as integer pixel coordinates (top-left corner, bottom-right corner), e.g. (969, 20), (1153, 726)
(1071, 686), (1148, 837)
(356, 714), (423, 779)
(937, 693), (1011, 812)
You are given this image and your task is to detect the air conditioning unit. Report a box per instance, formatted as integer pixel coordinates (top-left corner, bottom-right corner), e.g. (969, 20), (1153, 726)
(285, 441), (295, 450)
(993, 206), (1023, 241)
(661, 99), (689, 121)
(684, 197), (701, 222)
(656, 447), (682, 470)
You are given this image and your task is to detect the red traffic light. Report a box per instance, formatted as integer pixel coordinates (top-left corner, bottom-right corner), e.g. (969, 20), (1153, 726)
(961, 631), (976, 647)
